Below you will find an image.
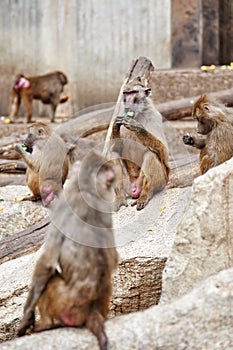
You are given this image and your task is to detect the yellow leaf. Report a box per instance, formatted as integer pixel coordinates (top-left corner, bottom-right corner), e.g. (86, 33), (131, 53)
(159, 205), (167, 211)
(12, 198), (21, 202)
(201, 65), (216, 70)
(0, 206), (4, 211)
(147, 227), (153, 232)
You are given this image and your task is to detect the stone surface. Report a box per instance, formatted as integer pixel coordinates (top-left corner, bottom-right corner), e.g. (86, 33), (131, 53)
(0, 252), (39, 342)
(152, 69), (233, 105)
(0, 186), (48, 239)
(0, 186), (191, 342)
(160, 157), (233, 304)
(202, 0), (219, 65)
(171, 0), (202, 67)
(1, 267), (233, 350)
(219, 0), (233, 64)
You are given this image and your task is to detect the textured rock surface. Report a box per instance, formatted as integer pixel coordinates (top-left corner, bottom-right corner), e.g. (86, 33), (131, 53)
(0, 186), (48, 239)
(161, 157), (233, 304)
(0, 186), (191, 342)
(0, 252), (39, 342)
(1, 268), (233, 350)
(152, 69), (233, 104)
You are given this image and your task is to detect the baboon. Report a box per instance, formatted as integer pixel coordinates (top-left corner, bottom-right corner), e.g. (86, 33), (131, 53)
(9, 71), (68, 123)
(17, 151), (118, 350)
(15, 122), (69, 205)
(112, 80), (170, 210)
(183, 94), (233, 174)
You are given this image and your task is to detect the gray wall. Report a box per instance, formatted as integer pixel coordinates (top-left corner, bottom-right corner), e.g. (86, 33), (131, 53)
(0, 0), (171, 117)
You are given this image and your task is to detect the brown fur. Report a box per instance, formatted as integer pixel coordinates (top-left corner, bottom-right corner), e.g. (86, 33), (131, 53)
(17, 152), (118, 350)
(183, 94), (233, 174)
(14, 122), (69, 205)
(193, 94), (233, 123)
(112, 83), (170, 210)
(9, 71), (68, 123)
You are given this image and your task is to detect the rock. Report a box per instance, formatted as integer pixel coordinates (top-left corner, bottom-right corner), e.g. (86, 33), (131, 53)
(0, 251), (40, 342)
(0, 187), (191, 342)
(160, 157), (233, 304)
(0, 186), (48, 239)
(1, 267), (233, 350)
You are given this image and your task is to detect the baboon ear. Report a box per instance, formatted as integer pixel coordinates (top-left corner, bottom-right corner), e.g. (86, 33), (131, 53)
(203, 104), (210, 112)
(145, 88), (151, 97)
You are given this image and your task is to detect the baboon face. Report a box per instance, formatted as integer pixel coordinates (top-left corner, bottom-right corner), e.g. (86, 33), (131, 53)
(123, 84), (151, 113)
(196, 117), (214, 135)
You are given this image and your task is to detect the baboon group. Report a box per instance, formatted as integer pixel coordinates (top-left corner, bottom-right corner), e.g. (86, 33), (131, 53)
(11, 70), (233, 350)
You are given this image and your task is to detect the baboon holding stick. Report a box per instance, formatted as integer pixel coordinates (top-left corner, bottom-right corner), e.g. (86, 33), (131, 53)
(17, 151), (118, 350)
(111, 80), (170, 211)
(183, 94), (233, 174)
(9, 71), (68, 123)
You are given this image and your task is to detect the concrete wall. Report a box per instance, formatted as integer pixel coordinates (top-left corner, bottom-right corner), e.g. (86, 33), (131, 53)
(171, 0), (203, 68)
(0, 0), (171, 117)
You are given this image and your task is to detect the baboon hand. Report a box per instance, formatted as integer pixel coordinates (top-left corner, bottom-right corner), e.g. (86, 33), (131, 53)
(14, 143), (24, 154)
(115, 115), (125, 126)
(183, 133), (194, 145)
(121, 116), (144, 133)
(17, 310), (35, 336)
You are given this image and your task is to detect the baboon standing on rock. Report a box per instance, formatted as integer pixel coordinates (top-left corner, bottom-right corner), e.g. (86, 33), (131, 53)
(17, 152), (118, 350)
(112, 80), (170, 211)
(9, 71), (68, 123)
(183, 94), (233, 174)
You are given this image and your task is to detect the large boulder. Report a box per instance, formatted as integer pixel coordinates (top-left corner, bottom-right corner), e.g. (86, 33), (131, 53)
(0, 186), (191, 342)
(1, 267), (233, 350)
(161, 157), (233, 304)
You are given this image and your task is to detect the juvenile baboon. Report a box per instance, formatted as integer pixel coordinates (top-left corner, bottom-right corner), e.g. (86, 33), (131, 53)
(112, 81), (170, 210)
(183, 94), (233, 174)
(15, 122), (69, 205)
(9, 71), (68, 123)
(17, 151), (118, 350)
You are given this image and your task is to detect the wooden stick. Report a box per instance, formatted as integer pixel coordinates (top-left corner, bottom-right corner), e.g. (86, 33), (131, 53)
(0, 217), (50, 264)
(0, 160), (26, 173)
(102, 56), (154, 158)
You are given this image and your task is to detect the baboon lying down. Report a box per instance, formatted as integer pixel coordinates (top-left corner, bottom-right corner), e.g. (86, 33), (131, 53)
(9, 71), (68, 123)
